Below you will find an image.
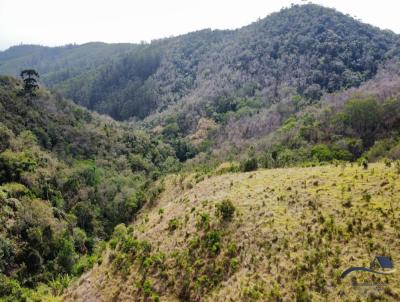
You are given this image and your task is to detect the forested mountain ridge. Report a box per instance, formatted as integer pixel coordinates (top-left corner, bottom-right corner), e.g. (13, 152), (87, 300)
(0, 4), (398, 124)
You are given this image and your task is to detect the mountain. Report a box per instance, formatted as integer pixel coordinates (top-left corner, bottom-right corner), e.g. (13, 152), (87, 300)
(1, 4), (400, 301)
(0, 4), (398, 124)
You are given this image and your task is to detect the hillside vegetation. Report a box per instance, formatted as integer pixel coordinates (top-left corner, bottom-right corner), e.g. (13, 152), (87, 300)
(1, 3), (400, 301)
(0, 76), (179, 301)
(195, 61), (400, 171)
(0, 4), (398, 124)
(63, 162), (400, 301)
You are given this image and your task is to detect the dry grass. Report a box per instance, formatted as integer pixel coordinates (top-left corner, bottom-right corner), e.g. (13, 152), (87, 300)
(63, 162), (400, 301)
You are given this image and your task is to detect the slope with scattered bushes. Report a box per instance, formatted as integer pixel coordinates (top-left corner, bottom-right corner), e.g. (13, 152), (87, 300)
(63, 162), (400, 301)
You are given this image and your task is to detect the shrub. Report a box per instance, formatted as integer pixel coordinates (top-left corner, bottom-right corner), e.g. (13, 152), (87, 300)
(360, 158), (368, 169)
(196, 213), (210, 230)
(395, 161), (400, 174)
(215, 200), (236, 221)
(366, 139), (394, 161)
(0, 274), (24, 301)
(376, 222), (384, 231)
(215, 162), (240, 174)
(295, 279), (312, 302)
(384, 158), (392, 167)
(56, 238), (77, 274)
(72, 228), (87, 253)
(129, 154), (152, 173)
(344, 98), (381, 146)
(362, 191), (372, 203)
(0, 183), (29, 198)
(230, 258), (239, 271)
(311, 144), (333, 162)
(168, 218), (180, 232)
(241, 157), (258, 172)
(227, 241), (238, 257)
(204, 230), (221, 254)
(0, 236), (15, 273)
(0, 124), (13, 153)
(0, 150), (37, 182)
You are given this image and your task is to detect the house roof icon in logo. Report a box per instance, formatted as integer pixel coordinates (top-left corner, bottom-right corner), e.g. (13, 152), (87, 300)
(371, 256), (394, 270)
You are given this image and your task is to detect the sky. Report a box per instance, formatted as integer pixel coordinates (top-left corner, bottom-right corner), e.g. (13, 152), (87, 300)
(1, 0), (400, 50)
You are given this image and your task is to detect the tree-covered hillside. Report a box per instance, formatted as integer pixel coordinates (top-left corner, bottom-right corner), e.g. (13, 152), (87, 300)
(0, 76), (180, 300)
(182, 60), (400, 173)
(0, 4), (398, 124)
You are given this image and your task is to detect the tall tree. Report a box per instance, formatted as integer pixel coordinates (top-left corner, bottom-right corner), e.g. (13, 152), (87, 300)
(20, 69), (40, 96)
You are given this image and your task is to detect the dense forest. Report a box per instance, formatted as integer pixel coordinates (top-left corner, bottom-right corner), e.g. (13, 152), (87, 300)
(1, 5), (398, 124)
(0, 76), (181, 300)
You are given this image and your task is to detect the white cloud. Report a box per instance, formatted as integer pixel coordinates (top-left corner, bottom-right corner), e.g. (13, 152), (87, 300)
(0, 0), (399, 50)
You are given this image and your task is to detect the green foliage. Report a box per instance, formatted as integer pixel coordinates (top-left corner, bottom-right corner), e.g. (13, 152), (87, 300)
(0, 236), (15, 273)
(20, 69), (39, 96)
(0, 123), (13, 152)
(168, 218), (180, 232)
(56, 238), (77, 274)
(362, 191), (372, 203)
(1, 4), (395, 124)
(47, 274), (74, 296)
(203, 230), (221, 254)
(365, 139), (396, 161)
(0, 150), (37, 183)
(196, 212), (211, 231)
(0, 274), (25, 302)
(343, 98), (381, 146)
(311, 144), (334, 162)
(295, 279), (312, 302)
(215, 199), (236, 221)
(241, 158), (258, 172)
(0, 77), (181, 298)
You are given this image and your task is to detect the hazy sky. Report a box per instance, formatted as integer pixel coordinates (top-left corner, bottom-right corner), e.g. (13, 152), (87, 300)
(1, 0), (399, 50)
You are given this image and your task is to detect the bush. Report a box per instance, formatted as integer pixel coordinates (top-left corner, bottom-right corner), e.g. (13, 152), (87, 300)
(56, 238), (77, 274)
(129, 154), (152, 173)
(295, 279), (312, 302)
(360, 158), (368, 169)
(241, 158), (258, 172)
(344, 98), (381, 146)
(311, 144), (333, 162)
(0, 236), (15, 273)
(203, 230), (221, 254)
(216, 200), (236, 221)
(168, 218), (180, 232)
(215, 162), (240, 174)
(0, 124), (13, 153)
(362, 191), (372, 203)
(0, 150), (37, 182)
(365, 139), (394, 161)
(230, 258), (239, 271)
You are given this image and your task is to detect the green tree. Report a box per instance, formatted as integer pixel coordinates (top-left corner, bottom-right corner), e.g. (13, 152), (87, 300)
(344, 98), (381, 146)
(20, 69), (40, 96)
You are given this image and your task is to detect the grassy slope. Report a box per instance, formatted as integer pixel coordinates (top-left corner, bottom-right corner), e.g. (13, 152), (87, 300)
(63, 162), (400, 301)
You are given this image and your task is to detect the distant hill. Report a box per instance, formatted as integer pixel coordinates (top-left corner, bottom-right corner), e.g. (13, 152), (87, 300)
(0, 4), (398, 123)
